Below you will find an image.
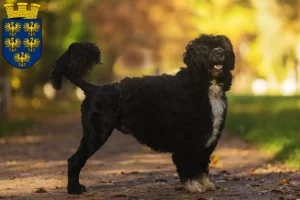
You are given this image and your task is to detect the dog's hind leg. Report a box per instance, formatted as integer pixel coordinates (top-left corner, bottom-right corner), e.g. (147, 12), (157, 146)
(67, 111), (116, 194)
(172, 151), (215, 193)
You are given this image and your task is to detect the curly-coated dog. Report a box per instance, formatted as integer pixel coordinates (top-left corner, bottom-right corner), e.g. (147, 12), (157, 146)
(50, 34), (235, 194)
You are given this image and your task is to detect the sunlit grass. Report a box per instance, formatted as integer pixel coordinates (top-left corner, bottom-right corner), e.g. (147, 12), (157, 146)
(0, 96), (81, 137)
(226, 95), (300, 169)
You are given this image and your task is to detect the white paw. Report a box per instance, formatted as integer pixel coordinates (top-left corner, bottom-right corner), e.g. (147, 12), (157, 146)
(184, 180), (206, 193)
(198, 175), (216, 191)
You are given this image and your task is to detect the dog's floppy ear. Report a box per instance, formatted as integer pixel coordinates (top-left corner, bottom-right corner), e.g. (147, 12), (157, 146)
(215, 35), (235, 70)
(183, 35), (210, 74)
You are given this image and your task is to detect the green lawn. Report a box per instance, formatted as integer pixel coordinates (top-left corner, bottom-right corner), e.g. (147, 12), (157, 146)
(0, 99), (81, 137)
(226, 95), (300, 169)
(0, 119), (34, 137)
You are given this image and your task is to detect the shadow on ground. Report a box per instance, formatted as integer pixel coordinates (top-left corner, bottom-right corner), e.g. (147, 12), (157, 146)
(0, 115), (299, 200)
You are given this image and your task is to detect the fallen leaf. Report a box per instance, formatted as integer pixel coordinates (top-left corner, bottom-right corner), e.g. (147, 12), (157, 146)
(280, 179), (290, 185)
(32, 162), (44, 168)
(5, 161), (17, 166)
(55, 176), (64, 180)
(211, 155), (219, 165)
(119, 159), (141, 165)
(220, 188), (228, 192)
(35, 188), (47, 193)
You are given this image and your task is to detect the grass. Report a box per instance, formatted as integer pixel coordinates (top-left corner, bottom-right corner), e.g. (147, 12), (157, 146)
(0, 119), (34, 137)
(226, 95), (300, 169)
(12, 98), (81, 119)
(0, 97), (81, 137)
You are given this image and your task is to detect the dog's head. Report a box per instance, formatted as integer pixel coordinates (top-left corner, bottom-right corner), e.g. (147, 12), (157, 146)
(183, 34), (235, 89)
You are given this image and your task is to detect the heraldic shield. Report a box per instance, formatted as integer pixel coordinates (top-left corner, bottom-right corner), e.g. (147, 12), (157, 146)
(2, 3), (42, 69)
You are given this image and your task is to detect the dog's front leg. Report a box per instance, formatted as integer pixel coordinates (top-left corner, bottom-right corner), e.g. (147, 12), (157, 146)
(172, 151), (215, 193)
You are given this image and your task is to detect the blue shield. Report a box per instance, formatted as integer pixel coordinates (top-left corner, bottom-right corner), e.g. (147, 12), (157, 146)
(2, 18), (42, 69)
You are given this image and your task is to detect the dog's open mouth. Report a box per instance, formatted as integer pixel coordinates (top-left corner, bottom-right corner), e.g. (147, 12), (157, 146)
(214, 65), (223, 70)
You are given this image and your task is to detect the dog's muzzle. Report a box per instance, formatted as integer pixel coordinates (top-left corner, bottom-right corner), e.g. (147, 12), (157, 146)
(209, 47), (225, 65)
(209, 47), (225, 77)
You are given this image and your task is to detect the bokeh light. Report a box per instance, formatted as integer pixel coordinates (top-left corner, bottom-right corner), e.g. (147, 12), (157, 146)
(31, 98), (41, 109)
(75, 87), (85, 101)
(280, 79), (297, 96)
(251, 79), (268, 95)
(11, 77), (20, 89)
(43, 83), (56, 100)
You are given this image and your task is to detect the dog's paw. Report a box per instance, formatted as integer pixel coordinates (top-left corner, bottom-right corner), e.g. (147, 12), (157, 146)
(184, 180), (206, 193)
(67, 184), (87, 194)
(198, 175), (215, 191)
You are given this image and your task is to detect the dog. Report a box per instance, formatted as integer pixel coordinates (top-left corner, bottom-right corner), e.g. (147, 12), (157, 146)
(50, 34), (235, 194)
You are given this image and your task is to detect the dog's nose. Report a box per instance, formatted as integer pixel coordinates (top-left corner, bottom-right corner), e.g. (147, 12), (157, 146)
(212, 47), (224, 54)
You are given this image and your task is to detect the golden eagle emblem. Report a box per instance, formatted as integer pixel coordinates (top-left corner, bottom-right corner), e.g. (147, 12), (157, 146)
(14, 52), (31, 67)
(23, 38), (40, 52)
(4, 38), (21, 52)
(4, 22), (21, 36)
(23, 22), (40, 36)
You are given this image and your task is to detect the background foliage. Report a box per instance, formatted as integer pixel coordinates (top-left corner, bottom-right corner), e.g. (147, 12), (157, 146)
(1, 0), (300, 96)
(1, 0), (300, 168)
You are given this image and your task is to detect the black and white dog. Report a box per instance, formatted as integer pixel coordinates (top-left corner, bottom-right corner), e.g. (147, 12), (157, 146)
(50, 34), (235, 194)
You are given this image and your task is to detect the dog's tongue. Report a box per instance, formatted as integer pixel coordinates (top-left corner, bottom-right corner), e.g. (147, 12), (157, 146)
(214, 65), (223, 70)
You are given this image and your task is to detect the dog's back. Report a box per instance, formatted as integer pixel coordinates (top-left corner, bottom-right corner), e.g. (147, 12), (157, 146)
(115, 68), (214, 152)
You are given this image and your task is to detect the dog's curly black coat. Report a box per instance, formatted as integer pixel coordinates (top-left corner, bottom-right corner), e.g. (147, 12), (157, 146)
(50, 34), (235, 194)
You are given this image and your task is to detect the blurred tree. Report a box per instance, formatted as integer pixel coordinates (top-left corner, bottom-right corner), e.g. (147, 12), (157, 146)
(88, 0), (198, 80)
(1, 0), (300, 95)
(247, 0), (300, 85)
(2, 0), (93, 97)
(0, 5), (10, 77)
(190, 0), (255, 75)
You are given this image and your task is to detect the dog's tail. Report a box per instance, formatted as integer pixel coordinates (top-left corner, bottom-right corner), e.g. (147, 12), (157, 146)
(50, 42), (101, 94)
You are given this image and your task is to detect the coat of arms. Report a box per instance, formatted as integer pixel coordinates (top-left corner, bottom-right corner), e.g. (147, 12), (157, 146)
(2, 3), (42, 69)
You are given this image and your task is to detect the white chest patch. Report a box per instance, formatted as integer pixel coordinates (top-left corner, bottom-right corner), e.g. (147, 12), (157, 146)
(206, 80), (226, 147)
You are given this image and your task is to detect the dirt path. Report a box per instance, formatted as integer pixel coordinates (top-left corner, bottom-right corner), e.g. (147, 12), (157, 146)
(0, 114), (299, 200)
